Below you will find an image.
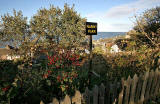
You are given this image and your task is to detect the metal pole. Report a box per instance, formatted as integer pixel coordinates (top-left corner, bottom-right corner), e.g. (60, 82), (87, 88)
(88, 35), (92, 85)
(89, 35), (92, 71)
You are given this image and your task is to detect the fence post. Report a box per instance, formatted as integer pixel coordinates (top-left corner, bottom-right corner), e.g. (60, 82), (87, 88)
(99, 83), (105, 104)
(93, 85), (98, 104)
(124, 76), (132, 104)
(60, 95), (71, 104)
(139, 71), (149, 103)
(83, 87), (91, 104)
(72, 90), (81, 104)
(118, 78), (125, 104)
(154, 69), (160, 96)
(150, 69), (158, 95)
(145, 70), (154, 100)
(105, 82), (110, 104)
(135, 74), (143, 102)
(112, 80), (118, 104)
(40, 101), (44, 104)
(150, 70), (158, 96)
(129, 74), (138, 104)
(52, 98), (59, 104)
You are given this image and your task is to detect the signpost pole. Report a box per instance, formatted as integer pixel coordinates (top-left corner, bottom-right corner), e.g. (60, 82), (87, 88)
(86, 22), (97, 86)
(89, 35), (92, 75)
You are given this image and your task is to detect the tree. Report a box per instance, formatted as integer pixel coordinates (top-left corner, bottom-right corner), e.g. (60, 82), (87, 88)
(128, 6), (160, 48)
(30, 5), (62, 45)
(30, 4), (87, 48)
(0, 10), (29, 48)
(0, 4), (87, 61)
(60, 4), (86, 48)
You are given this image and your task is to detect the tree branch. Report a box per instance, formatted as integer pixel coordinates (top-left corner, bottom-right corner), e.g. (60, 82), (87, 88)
(134, 15), (159, 48)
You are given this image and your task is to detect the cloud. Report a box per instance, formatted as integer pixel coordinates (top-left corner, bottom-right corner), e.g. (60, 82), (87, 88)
(86, 13), (97, 18)
(85, 0), (160, 32)
(87, 0), (160, 19)
(111, 23), (133, 31)
(97, 23), (132, 32)
(111, 23), (131, 27)
(105, 6), (135, 18)
(105, 0), (160, 18)
(86, 12), (102, 19)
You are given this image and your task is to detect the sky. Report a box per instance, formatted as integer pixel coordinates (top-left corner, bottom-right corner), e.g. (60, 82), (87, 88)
(0, 0), (160, 32)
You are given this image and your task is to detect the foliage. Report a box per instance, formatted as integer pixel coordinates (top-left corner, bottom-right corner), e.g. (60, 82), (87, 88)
(30, 4), (87, 48)
(0, 5), (88, 103)
(1, 47), (159, 103)
(0, 48), (89, 103)
(0, 4), (87, 61)
(115, 7), (160, 51)
(60, 4), (86, 47)
(30, 5), (62, 44)
(91, 48), (160, 81)
(0, 60), (20, 104)
(93, 47), (105, 54)
(127, 6), (160, 48)
(1, 4), (160, 104)
(0, 10), (29, 47)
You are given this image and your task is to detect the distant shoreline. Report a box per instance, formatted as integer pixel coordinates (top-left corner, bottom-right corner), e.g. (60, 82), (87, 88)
(93, 32), (126, 40)
(0, 32), (126, 48)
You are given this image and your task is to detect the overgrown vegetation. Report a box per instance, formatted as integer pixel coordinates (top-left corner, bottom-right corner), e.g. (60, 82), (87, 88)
(0, 5), (160, 104)
(115, 7), (160, 51)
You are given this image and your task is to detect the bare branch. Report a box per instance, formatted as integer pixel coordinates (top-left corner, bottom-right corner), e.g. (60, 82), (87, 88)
(134, 15), (159, 48)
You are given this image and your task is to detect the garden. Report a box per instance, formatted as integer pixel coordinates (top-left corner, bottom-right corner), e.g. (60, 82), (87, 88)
(0, 4), (160, 104)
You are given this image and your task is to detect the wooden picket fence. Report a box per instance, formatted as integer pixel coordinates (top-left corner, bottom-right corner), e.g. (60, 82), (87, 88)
(40, 69), (160, 104)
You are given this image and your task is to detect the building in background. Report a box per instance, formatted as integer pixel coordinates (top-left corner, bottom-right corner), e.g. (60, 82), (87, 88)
(110, 44), (122, 53)
(0, 45), (20, 60)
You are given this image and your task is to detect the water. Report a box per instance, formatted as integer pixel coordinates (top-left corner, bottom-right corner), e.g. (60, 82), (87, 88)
(0, 32), (126, 48)
(93, 32), (126, 40)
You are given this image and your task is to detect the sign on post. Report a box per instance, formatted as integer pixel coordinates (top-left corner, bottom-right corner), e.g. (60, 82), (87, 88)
(86, 22), (97, 35)
(86, 22), (97, 85)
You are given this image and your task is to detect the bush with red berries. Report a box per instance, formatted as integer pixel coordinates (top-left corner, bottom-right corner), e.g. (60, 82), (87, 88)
(0, 48), (89, 104)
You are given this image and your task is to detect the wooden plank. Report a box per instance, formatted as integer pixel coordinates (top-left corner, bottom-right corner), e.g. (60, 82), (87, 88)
(158, 73), (160, 94)
(112, 81), (118, 104)
(110, 83), (114, 103)
(118, 78), (125, 104)
(40, 101), (44, 104)
(52, 98), (59, 104)
(81, 93), (86, 104)
(150, 69), (159, 96)
(129, 74), (138, 104)
(108, 83), (112, 104)
(89, 90), (93, 104)
(111, 81), (118, 104)
(93, 85), (98, 104)
(135, 74), (143, 103)
(154, 69), (160, 96)
(139, 71), (149, 104)
(60, 95), (71, 104)
(99, 83), (105, 104)
(83, 87), (90, 104)
(71, 90), (81, 104)
(116, 82), (121, 104)
(105, 83), (110, 104)
(112, 82), (116, 103)
(144, 70), (154, 100)
(124, 76), (132, 104)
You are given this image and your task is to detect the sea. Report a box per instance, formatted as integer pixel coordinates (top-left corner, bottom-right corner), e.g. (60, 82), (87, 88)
(0, 32), (126, 48)
(93, 32), (126, 40)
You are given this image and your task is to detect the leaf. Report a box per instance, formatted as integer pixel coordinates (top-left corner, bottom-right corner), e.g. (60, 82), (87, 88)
(46, 80), (51, 86)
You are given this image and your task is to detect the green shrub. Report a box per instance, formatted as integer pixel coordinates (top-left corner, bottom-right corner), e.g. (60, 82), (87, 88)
(91, 48), (160, 81)
(0, 48), (89, 103)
